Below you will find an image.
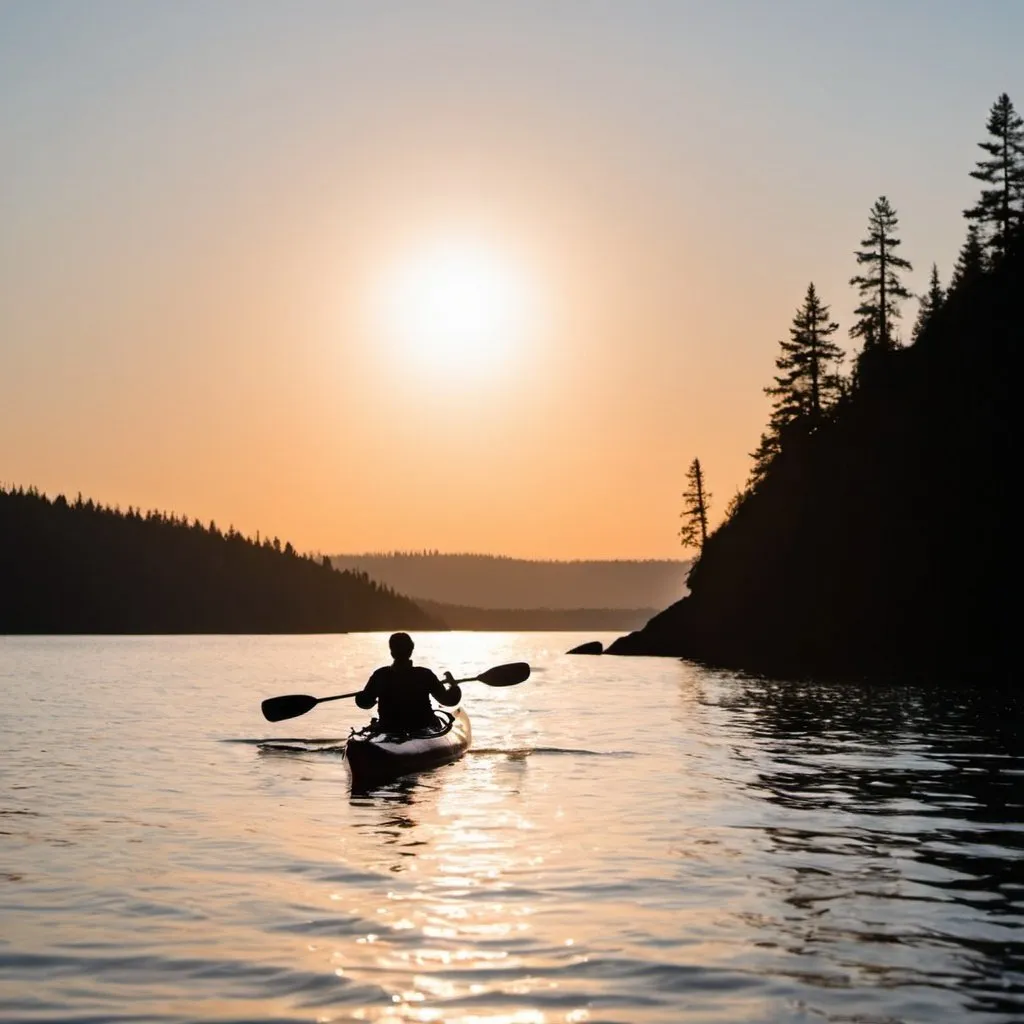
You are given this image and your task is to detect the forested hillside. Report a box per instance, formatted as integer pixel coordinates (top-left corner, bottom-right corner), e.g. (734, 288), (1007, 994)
(611, 94), (1020, 682)
(328, 552), (688, 610)
(0, 487), (438, 633)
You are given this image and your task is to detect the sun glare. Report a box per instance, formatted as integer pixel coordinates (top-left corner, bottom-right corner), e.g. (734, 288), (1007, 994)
(374, 238), (538, 378)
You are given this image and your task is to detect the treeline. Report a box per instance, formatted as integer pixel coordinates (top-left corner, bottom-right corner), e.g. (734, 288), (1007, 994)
(614, 94), (1021, 681)
(0, 486), (440, 634)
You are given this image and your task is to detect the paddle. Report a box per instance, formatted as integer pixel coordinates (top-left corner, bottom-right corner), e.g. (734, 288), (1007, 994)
(260, 661), (531, 722)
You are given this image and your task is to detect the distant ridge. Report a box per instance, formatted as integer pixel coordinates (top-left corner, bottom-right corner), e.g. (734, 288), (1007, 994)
(417, 599), (656, 632)
(328, 552), (689, 611)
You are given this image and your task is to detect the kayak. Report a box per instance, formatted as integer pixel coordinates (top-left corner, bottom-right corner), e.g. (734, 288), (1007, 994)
(345, 708), (472, 788)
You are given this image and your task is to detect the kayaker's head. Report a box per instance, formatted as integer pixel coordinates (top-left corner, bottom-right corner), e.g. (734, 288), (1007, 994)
(388, 632), (414, 663)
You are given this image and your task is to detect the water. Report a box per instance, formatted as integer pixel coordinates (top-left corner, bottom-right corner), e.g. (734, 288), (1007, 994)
(1, 634), (1022, 1024)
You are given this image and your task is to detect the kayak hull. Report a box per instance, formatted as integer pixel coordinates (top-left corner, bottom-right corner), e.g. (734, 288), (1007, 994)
(345, 709), (471, 789)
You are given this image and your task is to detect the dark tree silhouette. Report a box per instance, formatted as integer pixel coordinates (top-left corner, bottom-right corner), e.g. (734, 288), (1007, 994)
(0, 487), (440, 634)
(609, 115), (1017, 685)
(950, 223), (988, 293)
(611, 233), (1020, 682)
(849, 196), (912, 361)
(751, 283), (844, 482)
(748, 431), (781, 487)
(912, 263), (945, 341)
(723, 489), (749, 523)
(964, 93), (1024, 261)
(679, 458), (711, 552)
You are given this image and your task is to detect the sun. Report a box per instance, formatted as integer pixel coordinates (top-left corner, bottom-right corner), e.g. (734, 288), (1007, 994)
(374, 237), (537, 378)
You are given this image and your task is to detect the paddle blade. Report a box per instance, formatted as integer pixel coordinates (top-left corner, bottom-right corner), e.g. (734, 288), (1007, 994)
(477, 662), (531, 687)
(261, 693), (320, 722)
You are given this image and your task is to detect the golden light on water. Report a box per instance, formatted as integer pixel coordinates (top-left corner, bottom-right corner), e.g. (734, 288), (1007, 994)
(371, 236), (542, 381)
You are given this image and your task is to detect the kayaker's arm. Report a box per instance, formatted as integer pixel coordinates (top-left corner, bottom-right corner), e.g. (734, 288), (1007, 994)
(432, 671), (462, 707)
(355, 671), (381, 710)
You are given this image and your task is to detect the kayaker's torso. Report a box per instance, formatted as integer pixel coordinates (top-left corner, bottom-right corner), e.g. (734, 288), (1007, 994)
(359, 662), (450, 733)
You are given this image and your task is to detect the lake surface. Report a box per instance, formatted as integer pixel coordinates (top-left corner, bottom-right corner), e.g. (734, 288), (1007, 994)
(1, 633), (1022, 1023)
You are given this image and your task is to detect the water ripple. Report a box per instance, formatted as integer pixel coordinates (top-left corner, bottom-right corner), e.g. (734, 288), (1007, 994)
(2, 635), (1023, 1023)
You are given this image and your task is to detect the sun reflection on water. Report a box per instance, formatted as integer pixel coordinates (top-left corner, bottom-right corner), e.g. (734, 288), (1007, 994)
(321, 728), (606, 1024)
(6, 636), (1023, 1022)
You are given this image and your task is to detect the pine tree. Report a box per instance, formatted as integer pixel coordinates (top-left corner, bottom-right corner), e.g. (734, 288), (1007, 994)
(950, 223), (987, 292)
(723, 488), (750, 523)
(679, 458), (711, 552)
(751, 284), (844, 482)
(912, 264), (945, 341)
(849, 196), (913, 356)
(964, 93), (1024, 260)
(767, 283), (845, 425)
(749, 430), (780, 486)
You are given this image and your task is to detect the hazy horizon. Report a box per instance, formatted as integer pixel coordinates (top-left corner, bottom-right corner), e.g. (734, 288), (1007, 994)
(329, 551), (686, 564)
(3, 1), (1021, 558)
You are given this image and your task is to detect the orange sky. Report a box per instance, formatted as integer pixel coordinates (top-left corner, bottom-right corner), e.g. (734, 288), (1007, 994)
(2, 3), (1021, 557)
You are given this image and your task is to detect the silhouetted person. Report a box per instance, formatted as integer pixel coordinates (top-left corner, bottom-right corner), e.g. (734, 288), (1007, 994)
(355, 632), (461, 734)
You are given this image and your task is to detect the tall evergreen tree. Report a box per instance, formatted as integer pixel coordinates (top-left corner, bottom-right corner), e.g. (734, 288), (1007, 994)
(849, 196), (913, 356)
(964, 93), (1024, 260)
(679, 458), (711, 552)
(912, 264), (945, 341)
(751, 284), (844, 482)
(766, 283), (845, 425)
(949, 223), (987, 292)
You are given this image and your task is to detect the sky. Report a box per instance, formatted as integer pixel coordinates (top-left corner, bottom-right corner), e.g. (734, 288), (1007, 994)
(1, 1), (1021, 559)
